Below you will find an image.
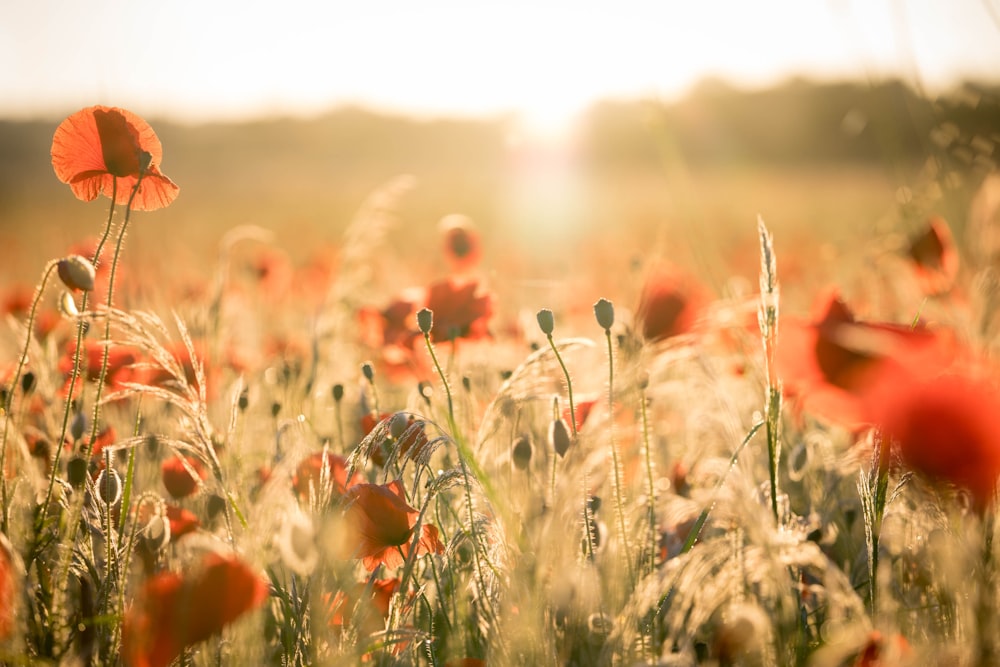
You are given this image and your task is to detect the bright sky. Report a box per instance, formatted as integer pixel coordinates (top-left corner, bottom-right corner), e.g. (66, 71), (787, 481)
(2, 0), (999, 131)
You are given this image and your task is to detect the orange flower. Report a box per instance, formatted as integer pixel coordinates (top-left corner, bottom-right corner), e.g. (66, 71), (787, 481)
(59, 340), (141, 394)
(343, 479), (445, 571)
(635, 265), (705, 342)
(872, 372), (1000, 512)
(0, 535), (16, 641)
(361, 412), (430, 467)
(325, 577), (399, 634)
(161, 455), (207, 499)
(121, 553), (268, 667)
(165, 504), (200, 540)
(51, 106), (179, 211)
(292, 451), (363, 503)
(776, 289), (954, 426)
(424, 278), (493, 343)
(907, 216), (959, 296)
(440, 214), (483, 274)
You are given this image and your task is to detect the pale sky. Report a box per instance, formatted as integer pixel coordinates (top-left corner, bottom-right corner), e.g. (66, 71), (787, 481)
(2, 0), (999, 130)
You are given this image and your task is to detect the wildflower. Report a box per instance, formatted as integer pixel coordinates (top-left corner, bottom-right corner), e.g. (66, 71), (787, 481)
(164, 504), (200, 540)
(0, 534), (16, 640)
(325, 577), (400, 634)
(536, 308), (555, 335)
(594, 298), (615, 331)
(872, 372), (1000, 512)
(343, 479), (445, 571)
(565, 398), (598, 433)
(51, 106), (179, 211)
(907, 216), (959, 295)
(776, 289), (954, 426)
(440, 214), (482, 273)
(57, 255), (96, 292)
(291, 451), (363, 503)
(161, 455), (207, 499)
(424, 278), (493, 343)
(635, 265), (704, 342)
(362, 412), (429, 467)
(121, 553), (268, 667)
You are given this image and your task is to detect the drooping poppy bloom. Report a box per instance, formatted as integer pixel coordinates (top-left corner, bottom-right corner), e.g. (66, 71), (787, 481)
(291, 451), (364, 504)
(776, 288), (955, 426)
(343, 479), (445, 571)
(161, 455), (207, 499)
(51, 106), (179, 211)
(121, 553), (269, 667)
(635, 265), (705, 343)
(871, 372), (1000, 512)
(439, 214), (483, 274)
(907, 216), (959, 296)
(361, 412), (430, 467)
(424, 278), (493, 343)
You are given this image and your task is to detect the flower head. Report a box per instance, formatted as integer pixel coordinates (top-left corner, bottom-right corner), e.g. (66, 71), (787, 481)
(121, 553), (268, 667)
(907, 216), (959, 296)
(424, 278), (493, 343)
(343, 479), (445, 571)
(161, 455), (207, 499)
(440, 214), (483, 273)
(292, 451), (363, 504)
(51, 106), (179, 211)
(635, 265), (704, 342)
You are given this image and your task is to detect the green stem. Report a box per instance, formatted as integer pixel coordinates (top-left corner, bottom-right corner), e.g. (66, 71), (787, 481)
(546, 333), (577, 436)
(603, 329), (633, 585)
(0, 260), (59, 534)
(640, 385), (657, 575)
(765, 386), (782, 524)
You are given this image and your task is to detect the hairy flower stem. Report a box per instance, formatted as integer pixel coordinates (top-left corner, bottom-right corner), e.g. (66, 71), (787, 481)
(0, 259), (59, 534)
(639, 385), (657, 576)
(603, 328), (634, 586)
(545, 333), (577, 437)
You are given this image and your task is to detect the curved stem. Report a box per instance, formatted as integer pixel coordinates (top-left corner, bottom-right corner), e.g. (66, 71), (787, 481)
(546, 333), (577, 436)
(0, 260), (59, 533)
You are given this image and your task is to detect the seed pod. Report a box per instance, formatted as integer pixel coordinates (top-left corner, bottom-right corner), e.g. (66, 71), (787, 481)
(95, 467), (122, 507)
(536, 308), (555, 335)
(416, 308), (434, 335)
(550, 418), (572, 458)
(593, 298), (615, 331)
(57, 255), (97, 292)
(512, 435), (532, 470)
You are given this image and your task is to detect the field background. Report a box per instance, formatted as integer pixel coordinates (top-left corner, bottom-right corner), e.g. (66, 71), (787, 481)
(1, 79), (998, 316)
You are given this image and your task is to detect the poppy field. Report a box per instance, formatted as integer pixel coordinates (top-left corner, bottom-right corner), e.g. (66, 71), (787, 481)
(1, 93), (1000, 667)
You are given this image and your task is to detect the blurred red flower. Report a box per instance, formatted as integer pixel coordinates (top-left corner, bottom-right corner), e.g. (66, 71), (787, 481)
(776, 289), (954, 426)
(635, 265), (705, 343)
(121, 553), (268, 667)
(161, 455), (207, 499)
(872, 372), (1000, 512)
(324, 577), (399, 634)
(361, 412), (430, 467)
(0, 535), (15, 641)
(60, 340), (141, 393)
(424, 278), (493, 343)
(440, 214), (482, 274)
(292, 451), (363, 503)
(51, 106), (179, 211)
(165, 504), (200, 540)
(344, 479), (445, 571)
(907, 216), (959, 296)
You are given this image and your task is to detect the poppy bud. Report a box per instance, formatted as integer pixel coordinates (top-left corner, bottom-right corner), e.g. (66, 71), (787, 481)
(21, 372), (35, 395)
(536, 309), (555, 335)
(550, 418), (572, 458)
(70, 412), (87, 441)
(593, 298), (615, 331)
(512, 435), (532, 470)
(238, 389), (249, 412)
(389, 412), (409, 440)
(57, 255), (96, 292)
(416, 308), (434, 335)
(96, 467), (122, 507)
(271, 401), (282, 418)
(361, 362), (375, 382)
(67, 456), (88, 487)
(332, 383), (344, 402)
(141, 513), (171, 553)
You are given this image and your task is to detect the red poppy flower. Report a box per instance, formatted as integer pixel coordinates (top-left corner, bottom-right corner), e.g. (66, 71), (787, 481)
(138, 341), (214, 399)
(776, 289), (954, 426)
(635, 265), (705, 342)
(161, 455), (207, 499)
(121, 553), (269, 667)
(424, 278), (493, 343)
(440, 214), (483, 274)
(60, 340), (141, 391)
(564, 399), (598, 433)
(0, 535), (15, 640)
(361, 412), (430, 467)
(907, 216), (959, 295)
(871, 373), (1000, 512)
(343, 479), (445, 571)
(292, 451), (364, 503)
(165, 504), (200, 539)
(51, 106), (179, 211)
(325, 577), (399, 633)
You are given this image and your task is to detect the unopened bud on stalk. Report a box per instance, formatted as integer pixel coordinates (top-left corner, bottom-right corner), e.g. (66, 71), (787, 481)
(550, 417), (572, 458)
(594, 298), (615, 331)
(70, 411), (86, 441)
(416, 308), (434, 336)
(59, 291), (79, 318)
(331, 383), (344, 402)
(536, 308), (555, 335)
(57, 255), (96, 292)
(95, 467), (122, 507)
(361, 361), (375, 383)
(389, 412), (409, 440)
(512, 434), (533, 470)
